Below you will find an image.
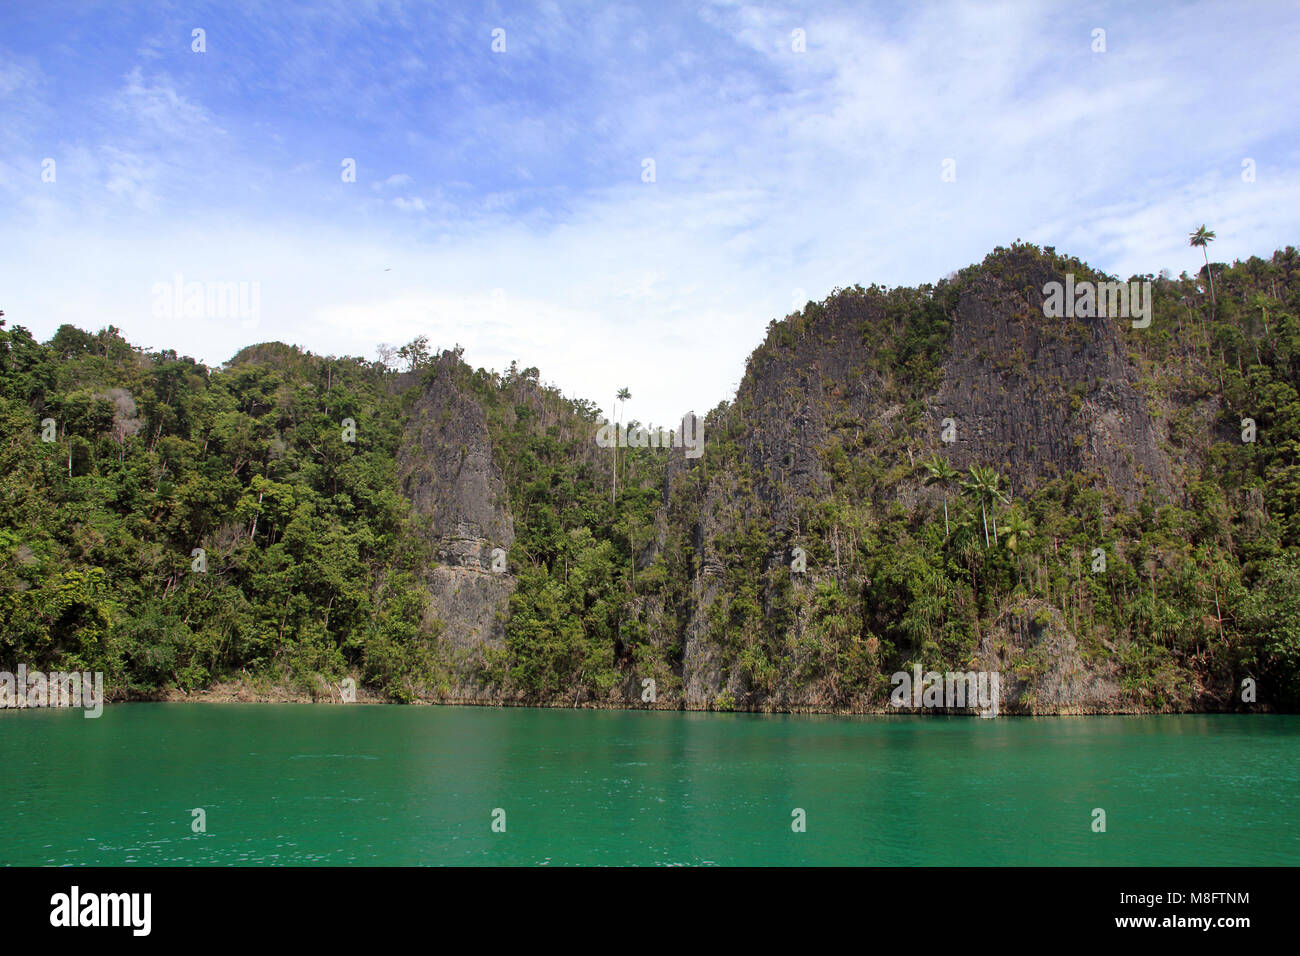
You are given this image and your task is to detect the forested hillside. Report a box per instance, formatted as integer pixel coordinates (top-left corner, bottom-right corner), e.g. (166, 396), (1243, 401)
(3, 241), (1299, 711)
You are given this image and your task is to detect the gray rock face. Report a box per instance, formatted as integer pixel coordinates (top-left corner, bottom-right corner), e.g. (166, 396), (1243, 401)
(667, 253), (1172, 711)
(934, 263), (1172, 501)
(423, 566), (512, 656)
(399, 357), (514, 563)
(681, 567), (725, 708)
(389, 251), (1185, 713)
(977, 599), (1119, 714)
(397, 354), (515, 675)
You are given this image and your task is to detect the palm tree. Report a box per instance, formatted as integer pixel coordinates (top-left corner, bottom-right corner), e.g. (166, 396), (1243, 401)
(988, 470), (1008, 545)
(1002, 508), (1034, 555)
(921, 455), (960, 536)
(962, 465), (1008, 547)
(1001, 507), (1034, 589)
(962, 466), (993, 548)
(611, 387), (630, 503)
(949, 504), (982, 588)
(1189, 225), (1217, 319)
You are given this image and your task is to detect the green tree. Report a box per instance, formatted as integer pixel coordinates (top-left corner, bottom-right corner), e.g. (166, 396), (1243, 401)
(1239, 552), (1300, 706)
(962, 465), (1006, 547)
(921, 454), (960, 536)
(1190, 225), (1217, 318)
(612, 386), (630, 503)
(1001, 507), (1034, 555)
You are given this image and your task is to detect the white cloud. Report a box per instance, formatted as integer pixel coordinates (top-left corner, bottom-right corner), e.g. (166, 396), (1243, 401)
(2, 0), (1298, 426)
(111, 67), (221, 140)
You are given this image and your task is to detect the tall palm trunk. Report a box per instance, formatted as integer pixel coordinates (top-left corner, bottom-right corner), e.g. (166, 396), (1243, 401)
(617, 399), (626, 493)
(1202, 247), (1216, 319)
(980, 500), (989, 547)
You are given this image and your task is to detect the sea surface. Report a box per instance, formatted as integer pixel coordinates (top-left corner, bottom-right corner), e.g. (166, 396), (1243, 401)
(1, 704), (1296, 865)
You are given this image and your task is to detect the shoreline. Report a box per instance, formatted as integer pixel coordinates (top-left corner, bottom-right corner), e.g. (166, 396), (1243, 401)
(0, 679), (1268, 717)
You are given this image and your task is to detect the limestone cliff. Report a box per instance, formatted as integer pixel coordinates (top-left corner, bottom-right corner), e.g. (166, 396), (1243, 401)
(397, 353), (515, 693)
(389, 243), (1295, 713)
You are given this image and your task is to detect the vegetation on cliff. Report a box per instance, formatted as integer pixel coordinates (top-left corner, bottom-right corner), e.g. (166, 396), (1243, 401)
(2, 241), (1299, 710)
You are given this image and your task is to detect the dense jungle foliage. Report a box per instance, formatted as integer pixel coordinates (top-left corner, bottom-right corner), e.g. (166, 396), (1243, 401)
(2, 241), (1298, 708)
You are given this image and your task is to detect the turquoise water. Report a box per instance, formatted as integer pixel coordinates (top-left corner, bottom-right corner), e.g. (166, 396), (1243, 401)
(1, 705), (1296, 865)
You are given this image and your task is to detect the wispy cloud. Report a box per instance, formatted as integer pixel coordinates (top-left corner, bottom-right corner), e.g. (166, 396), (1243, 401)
(1, 0), (1297, 423)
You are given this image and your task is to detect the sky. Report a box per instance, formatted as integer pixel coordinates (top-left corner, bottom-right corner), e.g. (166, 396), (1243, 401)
(2, 0), (1298, 426)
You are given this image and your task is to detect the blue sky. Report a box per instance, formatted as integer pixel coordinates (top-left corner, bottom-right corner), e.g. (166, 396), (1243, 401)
(2, 0), (1298, 425)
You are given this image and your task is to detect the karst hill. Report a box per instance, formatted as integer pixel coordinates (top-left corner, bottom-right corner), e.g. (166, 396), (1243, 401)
(3, 242), (1298, 713)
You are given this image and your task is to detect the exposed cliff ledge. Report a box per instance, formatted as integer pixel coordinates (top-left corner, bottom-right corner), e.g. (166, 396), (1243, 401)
(934, 254), (1173, 502)
(662, 247), (1185, 712)
(381, 244), (1297, 715)
(976, 598), (1119, 714)
(397, 354), (515, 681)
(13, 244), (1293, 714)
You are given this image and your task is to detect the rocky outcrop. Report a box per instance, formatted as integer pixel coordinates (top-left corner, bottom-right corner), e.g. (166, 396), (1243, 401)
(976, 599), (1119, 714)
(668, 248), (1176, 711)
(397, 353), (515, 682)
(389, 246), (1232, 714)
(934, 255), (1172, 500)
